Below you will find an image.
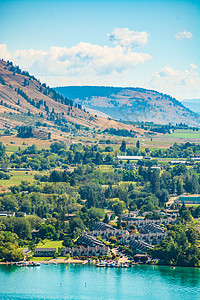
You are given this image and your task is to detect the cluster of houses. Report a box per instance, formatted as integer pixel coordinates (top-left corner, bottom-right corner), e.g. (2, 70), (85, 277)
(63, 246), (111, 257)
(33, 217), (177, 257)
(86, 221), (169, 254)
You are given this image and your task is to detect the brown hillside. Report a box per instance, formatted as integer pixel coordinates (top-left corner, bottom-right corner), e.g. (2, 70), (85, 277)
(0, 59), (145, 135)
(55, 86), (200, 126)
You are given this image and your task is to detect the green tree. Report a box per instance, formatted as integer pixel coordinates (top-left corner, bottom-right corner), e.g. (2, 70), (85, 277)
(120, 141), (126, 153)
(177, 178), (184, 195)
(63, 236), (74, 247)
(103, 214), (109, 224)
(150, 170), (160, 194)
(136, 140), (140, 149)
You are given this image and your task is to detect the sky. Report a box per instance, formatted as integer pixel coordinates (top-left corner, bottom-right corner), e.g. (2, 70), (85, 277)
(0, 0), (200, 100)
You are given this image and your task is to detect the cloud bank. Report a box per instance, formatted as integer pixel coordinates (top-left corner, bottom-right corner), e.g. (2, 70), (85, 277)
(175, 30), (193, 40)
(107, 27), (149, 48)
(0, 33), (152, 85)
(149, 64), (200, 99)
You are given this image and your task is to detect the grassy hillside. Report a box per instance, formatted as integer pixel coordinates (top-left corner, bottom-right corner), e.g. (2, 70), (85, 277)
(0, 59), (144, 134)
(55, 86), (200, 126)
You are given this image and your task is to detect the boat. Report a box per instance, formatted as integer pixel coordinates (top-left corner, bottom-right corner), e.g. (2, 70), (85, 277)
(16, 262), (26, 267)
(32, 262), (40, 266)
(107, 262), (117, 267)
(98, 261), (107, 267)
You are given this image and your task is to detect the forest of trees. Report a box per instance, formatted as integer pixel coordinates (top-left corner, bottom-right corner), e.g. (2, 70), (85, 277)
(0, 141), (200, 264)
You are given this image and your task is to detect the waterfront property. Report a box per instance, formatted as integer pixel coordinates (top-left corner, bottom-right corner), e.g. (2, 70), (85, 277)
(64, 245), (111, 257)
(134, 254), (149, 263)
(77, 233), (105, 247)
(129, 232), (167, 252)
(34, 248), (57, 257)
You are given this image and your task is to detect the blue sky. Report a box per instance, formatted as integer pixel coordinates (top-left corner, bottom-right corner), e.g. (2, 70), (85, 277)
(0, 0), (200, 100)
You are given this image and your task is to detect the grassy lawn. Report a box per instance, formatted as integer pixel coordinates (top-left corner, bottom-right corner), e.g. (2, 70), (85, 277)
(36, 239), (64, 250)
(31, 257), (53, 261)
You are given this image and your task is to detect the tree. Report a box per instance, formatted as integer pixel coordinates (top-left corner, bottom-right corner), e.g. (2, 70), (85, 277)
(1, 244), (24, 262)
(1, 195), (18, 211)
(117, 215), (122, 229)
(181, 210), (193, 223)
(120, 141), (126, 153)
(177, 178), (184, 195)
(63, 236), (74, 247)
(14, 218), (32, 240)
(1, 157), (9, 172)
(0, 142), (6, 157)
(136, 140), (140, 149)
(150, 170), (160, 194)
(50, 142), (66, 154)
(17, 126), (33, 138)
(37, 223), (56, 239)
(94, 152), (103, 165)
(191, 173), (199, 194)
(103, 214), (109, 224)
(109, 198), (126, 216)
(69, 217), (85, 233)
(186, 227), (200, 244)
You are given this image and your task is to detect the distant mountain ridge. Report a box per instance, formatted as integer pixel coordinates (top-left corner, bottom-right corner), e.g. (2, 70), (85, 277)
(182, 99), (200, 114)
(55, 86), (200, 126)
(0, 59), (142, 133)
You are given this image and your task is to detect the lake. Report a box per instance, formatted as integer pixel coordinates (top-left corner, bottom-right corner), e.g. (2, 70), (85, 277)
(0, 264), (200, 299)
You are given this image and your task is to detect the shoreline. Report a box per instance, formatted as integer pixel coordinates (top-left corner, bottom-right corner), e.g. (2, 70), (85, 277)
(0, 258), (87, 265)
(0, 259), (199, 269)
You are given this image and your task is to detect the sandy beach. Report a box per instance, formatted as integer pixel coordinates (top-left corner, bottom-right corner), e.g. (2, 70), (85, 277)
(0, 258), (88, 265)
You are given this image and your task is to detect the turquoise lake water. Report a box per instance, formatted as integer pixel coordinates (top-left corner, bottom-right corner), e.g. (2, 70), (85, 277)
(0, 264), (200, 299)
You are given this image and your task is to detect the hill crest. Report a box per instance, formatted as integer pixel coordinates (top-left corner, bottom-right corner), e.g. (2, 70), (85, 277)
(0, 59), (143, 134)
(55, 86), (200, 126)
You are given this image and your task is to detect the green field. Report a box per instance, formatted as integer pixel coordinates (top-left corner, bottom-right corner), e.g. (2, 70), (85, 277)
(0, 171), (35, 188)
(36, 239), (64, 250)
(166, 130), (200, 139)
(0, 170), (49, 188)
(31, 257), (53, 261)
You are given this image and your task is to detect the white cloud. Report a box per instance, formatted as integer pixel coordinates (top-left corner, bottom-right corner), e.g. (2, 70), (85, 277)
(149, 64), (200, 99)
(0, 41), (152, 85)
(175, 30), (193, 40)
(107, 28), (149, 48)
(0, 43), (11, 60)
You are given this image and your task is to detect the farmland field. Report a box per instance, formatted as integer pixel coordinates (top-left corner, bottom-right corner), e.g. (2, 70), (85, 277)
(0, 170), (49, 188)
(166, 130), (200, 139)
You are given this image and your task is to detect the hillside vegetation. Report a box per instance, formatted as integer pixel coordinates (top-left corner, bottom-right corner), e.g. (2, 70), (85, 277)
(0, 59), (142, 134)
(55, 86), (200, 126)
